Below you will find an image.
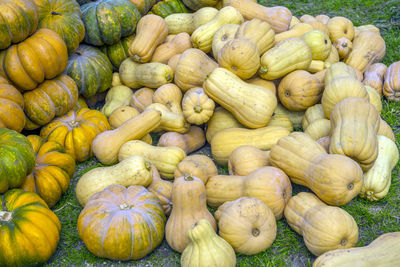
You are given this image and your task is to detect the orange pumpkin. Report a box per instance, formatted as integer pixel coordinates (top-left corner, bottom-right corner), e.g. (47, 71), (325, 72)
(0, 76), (25, 132)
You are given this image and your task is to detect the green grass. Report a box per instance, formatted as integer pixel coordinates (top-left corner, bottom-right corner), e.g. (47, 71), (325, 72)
(46, 1), (400, 266)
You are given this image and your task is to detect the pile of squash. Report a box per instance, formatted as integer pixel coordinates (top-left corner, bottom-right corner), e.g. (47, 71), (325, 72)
(0, 0), (400, 265)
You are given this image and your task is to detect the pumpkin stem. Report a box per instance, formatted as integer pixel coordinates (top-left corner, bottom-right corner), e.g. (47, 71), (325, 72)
(340, 238), (348, 246)
(119, 203), (131, 210)
(347, 183), (354, 190)
(0, 211), (12, 222)
(133, 55), (141, 63)
(259, 66), (267, 74)
(252, 228), (260, 237)
(144, 161), (151, 171)
(194, 105), (203, 113)
(51, 11), (62, 16)
(183, 174), (194, 181)
(68, 120), (79, 128)
(165, 73), (172, 83)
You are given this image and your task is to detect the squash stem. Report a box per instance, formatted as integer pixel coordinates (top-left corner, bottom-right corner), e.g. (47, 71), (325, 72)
(0, 211), (12, 222)
(119, 203), (131, 210)
(183, 174), (193, 181)
(194, 105), (203, 113)
(252, 228), (260, 237)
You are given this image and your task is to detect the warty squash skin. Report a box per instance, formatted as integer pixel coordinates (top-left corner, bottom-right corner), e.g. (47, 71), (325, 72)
(326, 16), (354, 42)
(363, 63), (387, 95)
(92, 108), (161, 165)
(101, 85), (133, 117)
(215, 197), (276, 255)
(274, 23), (313, 44)
(147, 165), (172, 215)
(234, 18), (275, 55)
(313, 232), (400, 267)
(129, 14), (168, 63)
(228, 145), (270, 176)
(211, 24), (240, 59)
(118, 140), (186, 179)
(0, 189), (61, 267)
(345, 30), (386, 73)
(206, 107), (244, 143)
(76, 155), (153, 206)
(130, 87), (154, 111)
(174, 154), (217, 184)
(223, 0), (291, 33)
(146, 103), (190, 133)
(329, 97), (380, 171)
(174, 48), (218, 91)
(191, 6), (243, 53)
(158, 126), (206, 154)
(153, 83), (182, 114)
(166, 175), (217, 253)
(182, 87), (215, 125)
(1, 28), (68, 91)
(383, 61), (400, 101)
(360, 135), (399, 201)
(78, 185), (165, 260)
(204, 67), (277, 129)
(259, 38), (312, 80)
(151, 32), (192, 64)
(270, 132), (363, 206)
(278, 70), (324, 111)
(181, 219), (236, 267)
(206, 166), (292, 219)
(217, 38), (260, 80)
(0, 76), (25, 132)
(119, 59), (174, 89)
(284, 192), (359, 256)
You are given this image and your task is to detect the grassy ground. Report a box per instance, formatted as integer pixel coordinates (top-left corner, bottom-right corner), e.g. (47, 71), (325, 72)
(45, 1), (400, 266)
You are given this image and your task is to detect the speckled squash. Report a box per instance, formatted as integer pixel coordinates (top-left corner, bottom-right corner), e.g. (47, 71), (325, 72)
(101, 35), (135, 70)
(128, 0), (155, 15)
(150, 0), (188, 18)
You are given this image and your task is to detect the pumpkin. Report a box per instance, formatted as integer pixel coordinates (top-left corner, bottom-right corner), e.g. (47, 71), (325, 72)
(101, 85), (133, 117)
(302, 104), (326, 130)
(333, 37), (352, 59)
(129, 14), (168, 63)
(270, 132), (363, 206)
(224, 0), (291, 33)
(40, 108), (110, 162)
(206, 166), (292, 219)
(78, 185), (166, 260)
(34, 0), (84, 53)
(301, 30), (332, 60)
(166, 175), (217, 253)
(174, 154), (217, 184)
(354, 24), (380, 38)
(274, 23), (313, 44)
(326, 16), (354, 42)
(128, 0), (155, 15)
(329, 97), (380, 171)
(150, 0), (188, 18)
(81, 0), (140, 46)
(218, 38), (260, 80)
(130, 87), (154, 112)
(151, 32), (192, 64)
(64, 44), (113, 99)
(182, 0), (218, 11)
(152, 83), (182, 114)
(259, 38), (312, 80)
(228, 145), (270, 176)
(315, 14), (329, 24)
(182, 87), (215, 125)
(214, 197), (276, 255)
(0, 0), (38, 50)
(211, 24), (240, 60)
(0, 189), (61, 266)
(147, 165), (172, 215)
(0, 76), (25, 132)
(174, 48), (218, 91)
(284, 192), (359, 256)
(158, 126), (205, 154)
(278, 70), (324, 111)
(360, 135), (399, 201)
(313, 232), (400, 267)
(365, 85), (382, 114)
(181, 219), (236, 267)
(363, 63), (387, 95)
(101, 35), (135, 70)
(73, 96), (88, 111)
(235, 18), (275, 55)
(23, 74), (79, 128)
(1, 28), (68, 91)
(383, 61), (400, 101)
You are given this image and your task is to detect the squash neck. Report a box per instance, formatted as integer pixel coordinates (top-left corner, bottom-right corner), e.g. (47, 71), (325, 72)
(0, 211), (12, 222)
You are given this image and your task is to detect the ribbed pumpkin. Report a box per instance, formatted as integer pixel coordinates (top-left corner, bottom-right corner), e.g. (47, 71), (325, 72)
(64, 44), (113, 98)
(150, 0), (188, 18)
(0, 129), (36, 193)
(40, 108), (110, 162)
(0, 28), (68, 91)
(0, 0), (39, 50)
(101, 35), (135, 70)
(383, 61), (400, 102)
(128, 0), (155, 15)
(78, 185), (166, 260)
(80, 0), (141, 46)
(23, 74), (79, 129)
(0, 76), (25, 132)
(33, 0), (85, 53)
(20, 135), (75, 208)
(0, 189), (61, 267)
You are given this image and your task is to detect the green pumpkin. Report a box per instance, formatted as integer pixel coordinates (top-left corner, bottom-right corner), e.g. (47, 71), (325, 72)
(65, 44), (113, 98)
(0, 0), (39, 50)
(0, 129), (35, 193)
(181, 0), (217, 11)
(33, 0), (85, 54)
(150, 0), (189, 18)
(101, 35), (135, 71)
(127, 0), (155, 15)
(81, 0), (141, 46)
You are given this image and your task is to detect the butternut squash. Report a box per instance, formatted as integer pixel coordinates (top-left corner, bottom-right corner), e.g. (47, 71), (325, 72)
(274, 23), (313, 44)
(211, 24), (240, 59)
(147, 165), (173, 215)
(383, 61), (400, 101)
(101, 85), (133, 117)
(304, 119), (331, 140)
(174, 154), (217, 184)
(130, 87), (154, 112)
(152, 83), (183, 114)
(158, 126), (205, 154)
(146, 103), (190, 133)
(206, 107), (244, 143)
(302, 104), (326, 130)
(363, 63), (387, 95)
(301, 30), (332, 60)
(326, 16), (355, 42)
(151, 33), (192, 64)
(228, 146), (270, 176)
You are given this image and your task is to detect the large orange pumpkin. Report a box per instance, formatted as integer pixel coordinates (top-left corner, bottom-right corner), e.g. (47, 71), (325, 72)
(0, 76), (25, 132)
(20, 135), (75, 208)
(78, 185), (166, 260)
(40, 108), (110, 162)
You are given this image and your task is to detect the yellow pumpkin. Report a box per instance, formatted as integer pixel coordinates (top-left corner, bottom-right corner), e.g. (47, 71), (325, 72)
(182, 87), (215, 125)
(383, 61), (400, 101)
(301, 30), (332, 60)
(211, 24), (240, 59)
(326, 16), (354, 42)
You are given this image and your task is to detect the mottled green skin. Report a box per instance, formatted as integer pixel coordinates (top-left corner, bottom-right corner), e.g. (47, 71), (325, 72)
(81, 0), (141, 46)
(34, 0), (85, 54)
(0, 0), (39, 50)
(101, 35), (134, 70)
(0, 129), (35, 193)
(150, 0), (189, 18)
(65, 44), (113, 98)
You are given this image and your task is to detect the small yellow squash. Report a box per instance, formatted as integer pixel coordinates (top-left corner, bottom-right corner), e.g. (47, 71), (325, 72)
(211, 24), (240, 59)
(326, 16), (354, 42)
(101, 85), (133, 117)
(182, 87), (215, 125)
(301, 30), (332, 60)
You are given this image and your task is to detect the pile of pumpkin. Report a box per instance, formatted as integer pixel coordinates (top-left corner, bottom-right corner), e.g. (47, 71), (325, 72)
(1, 0), (400, 265)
